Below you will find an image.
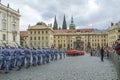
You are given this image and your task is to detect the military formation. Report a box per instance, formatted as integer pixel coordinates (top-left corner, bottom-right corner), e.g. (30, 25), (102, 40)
(0, 46), (66, 74)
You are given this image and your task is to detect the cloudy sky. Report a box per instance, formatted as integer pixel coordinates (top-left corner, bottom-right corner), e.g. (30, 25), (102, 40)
(1, 0), (120, 31)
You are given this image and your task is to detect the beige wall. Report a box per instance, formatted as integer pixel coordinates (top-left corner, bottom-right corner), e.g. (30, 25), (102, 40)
(27, 22), (53, 49)
(108, 25), (120, 47)
(54, 32), (108, 50)
(0, 4), (20, 46)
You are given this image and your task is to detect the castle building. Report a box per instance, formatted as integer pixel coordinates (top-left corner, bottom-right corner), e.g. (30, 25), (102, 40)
(0, 3), (20, 46)
(20, 16), (120, 50)
(108, 21), (120, 47)
(27, 22), (54, 48)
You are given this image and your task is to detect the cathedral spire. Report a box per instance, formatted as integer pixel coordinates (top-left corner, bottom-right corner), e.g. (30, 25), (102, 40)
(62, 15), (67, 29)
(69, 16), (75, 29)
(53, 15), (58, 30)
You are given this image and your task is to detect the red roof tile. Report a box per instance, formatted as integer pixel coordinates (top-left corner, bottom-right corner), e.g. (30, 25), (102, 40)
(20, 31), (28, 37)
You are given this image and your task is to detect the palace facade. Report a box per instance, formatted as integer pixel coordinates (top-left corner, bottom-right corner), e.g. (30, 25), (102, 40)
(0, 3), (20, 46)
(20, 16), (120, 50)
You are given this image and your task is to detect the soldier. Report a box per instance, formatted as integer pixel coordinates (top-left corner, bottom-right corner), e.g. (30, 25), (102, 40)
(2, 46), (11, 73)
(45, 48), (50, 63)
(50, 48), (54, 61)
(63, 50), (66, 58)
(0, 47), (4, 70)
(21, 47), (25, 67)
(14, 46), (23, 71)
(32, 47), (37, 66)
(54, 49), (58, 60)
(59, 50), (62, 59)
(9, 47), (15, 69)
(24, 46), (31, 69)
(42, 48), (46, 64)
(37, 47), (42, 65)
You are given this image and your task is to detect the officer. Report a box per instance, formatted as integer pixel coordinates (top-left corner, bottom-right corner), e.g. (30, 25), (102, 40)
(14, 46), (22, 71)
(2, 46), (11, 73)
(37, 47), (42, 65)
(24, 46), (31, 69)
(32, 47), (37, 66)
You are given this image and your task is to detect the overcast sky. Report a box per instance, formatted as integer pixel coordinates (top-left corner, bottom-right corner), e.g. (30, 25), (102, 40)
(2, 0), (120, 31)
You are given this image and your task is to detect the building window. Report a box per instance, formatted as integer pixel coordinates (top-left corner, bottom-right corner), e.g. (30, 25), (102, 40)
(46, 31), (48, 34)
(64, 44), (65, 47)
(31, 31), (32, 34)
(30, 37), (32, 40)
(42, 31), (44, 34)
(42, 36), (44, 40)
(38, 31), (40, 34)
(12, 16), (16, 22)
(2, 13), (6, 19)
(2, 22), (7, 30)
(3, 34), (6, 40)
(38, 37), (40, 40)
(118, 30), (120, 32)
(12, 24), (16, 31)
(34, 37), (36, 40)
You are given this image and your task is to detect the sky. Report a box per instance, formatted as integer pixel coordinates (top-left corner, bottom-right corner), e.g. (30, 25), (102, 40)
(1, 0), (120, 31)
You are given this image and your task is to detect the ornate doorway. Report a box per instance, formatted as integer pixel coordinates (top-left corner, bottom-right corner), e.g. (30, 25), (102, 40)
(74, 36), (84, 50)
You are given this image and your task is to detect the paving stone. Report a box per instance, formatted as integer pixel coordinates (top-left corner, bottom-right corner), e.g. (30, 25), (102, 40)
(0, 54), (118, 80)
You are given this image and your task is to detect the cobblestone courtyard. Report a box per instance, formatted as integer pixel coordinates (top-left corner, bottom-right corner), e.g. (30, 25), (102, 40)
(0, 54), (118, 80)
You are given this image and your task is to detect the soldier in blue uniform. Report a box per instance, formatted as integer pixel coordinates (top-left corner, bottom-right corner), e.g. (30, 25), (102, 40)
(42, 48), (46, 64)
(50, 49), (54, 61)
(2, 46), (11, 73)
(9, 47), (15, 69)
(21, 47), (25, 67)
(54, 49), (58, 60)
(59, 50), (62, 59)
(45, 48), (50, 63)
(37, 47), (42, 65)
(14, 46), (22, 71)
(63, 50), (66, 58)
(32, 47), (37, 66)
(0, 47), (4, 70)
(24, 46), (31, 69)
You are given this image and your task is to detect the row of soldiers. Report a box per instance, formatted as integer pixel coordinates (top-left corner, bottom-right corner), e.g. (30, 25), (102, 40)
(0, 46), (66, 74)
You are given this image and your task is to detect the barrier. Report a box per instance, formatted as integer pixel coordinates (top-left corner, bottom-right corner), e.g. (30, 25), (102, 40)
(109, 51), (120, 79)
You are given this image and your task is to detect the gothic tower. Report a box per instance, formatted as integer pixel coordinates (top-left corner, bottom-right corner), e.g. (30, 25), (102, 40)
(69, 16), (75, 29)
(62, 15), (67, 29)
(53, 15), (58, 30)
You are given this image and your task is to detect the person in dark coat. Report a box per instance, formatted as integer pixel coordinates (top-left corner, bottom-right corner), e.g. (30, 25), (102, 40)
(115, 39), (120, 55)
(100, 47), (104, 62)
